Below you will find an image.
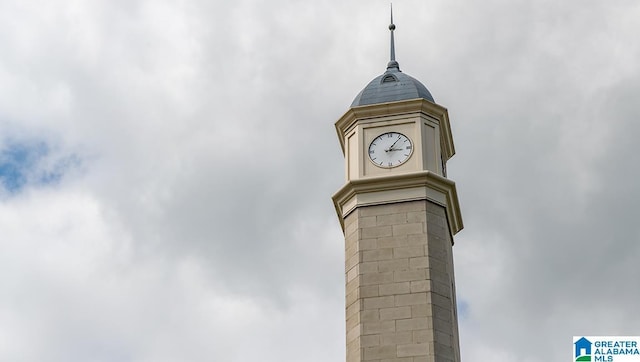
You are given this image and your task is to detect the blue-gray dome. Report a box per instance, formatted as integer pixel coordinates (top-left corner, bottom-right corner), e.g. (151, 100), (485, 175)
(351, 66), (434, 107)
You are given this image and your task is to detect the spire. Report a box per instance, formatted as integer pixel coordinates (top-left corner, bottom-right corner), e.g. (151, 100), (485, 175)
(387, 4), (400, 71)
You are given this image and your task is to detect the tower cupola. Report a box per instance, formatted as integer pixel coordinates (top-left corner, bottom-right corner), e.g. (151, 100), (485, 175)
(350, 7), (434, 107)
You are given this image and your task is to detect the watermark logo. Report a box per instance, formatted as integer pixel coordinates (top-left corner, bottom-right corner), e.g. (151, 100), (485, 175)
(573, 337), (640, 362)
(575, 337), (592, 361)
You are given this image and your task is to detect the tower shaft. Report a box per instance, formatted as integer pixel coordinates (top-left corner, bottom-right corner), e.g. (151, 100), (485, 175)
(344, 200), (460, 362)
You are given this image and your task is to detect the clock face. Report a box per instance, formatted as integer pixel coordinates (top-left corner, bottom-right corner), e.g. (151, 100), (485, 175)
(368, 132), (413, 168)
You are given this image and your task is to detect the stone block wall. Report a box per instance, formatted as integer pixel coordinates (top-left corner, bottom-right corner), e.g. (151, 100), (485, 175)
(343, 200), (460, 362)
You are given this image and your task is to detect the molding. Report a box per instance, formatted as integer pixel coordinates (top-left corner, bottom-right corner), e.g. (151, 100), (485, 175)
(335, 98), (456, 160)
(420, 101), (455, 160)
(332, 171), (463, 236)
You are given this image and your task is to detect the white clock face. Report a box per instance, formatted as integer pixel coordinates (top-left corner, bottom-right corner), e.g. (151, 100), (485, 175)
(368, 132), (413, 168)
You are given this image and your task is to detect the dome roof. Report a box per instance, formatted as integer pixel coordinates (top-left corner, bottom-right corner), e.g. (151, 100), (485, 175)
(351, 65), (434, 107)
(351, 7), (434, 107)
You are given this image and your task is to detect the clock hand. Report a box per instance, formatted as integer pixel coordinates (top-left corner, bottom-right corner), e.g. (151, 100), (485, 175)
(389, 136), (402, 149)
(385, 136), (403, 152)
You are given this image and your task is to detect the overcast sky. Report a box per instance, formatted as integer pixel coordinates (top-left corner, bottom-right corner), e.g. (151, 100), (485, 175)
(1, 0), (639, 361)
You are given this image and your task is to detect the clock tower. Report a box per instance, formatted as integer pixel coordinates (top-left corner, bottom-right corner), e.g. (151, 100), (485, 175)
(332, 12), (463, 362)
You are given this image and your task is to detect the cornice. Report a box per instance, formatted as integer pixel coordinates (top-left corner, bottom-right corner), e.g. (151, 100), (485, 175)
(332, 171), (463, 237)
(420, 101), (455, 160)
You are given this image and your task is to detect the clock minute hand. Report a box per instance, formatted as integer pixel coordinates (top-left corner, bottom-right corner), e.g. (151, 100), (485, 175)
(387, 136), (402, 151)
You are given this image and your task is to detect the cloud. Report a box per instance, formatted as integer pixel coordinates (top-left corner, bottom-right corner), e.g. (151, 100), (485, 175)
(1, 0), (639, 361)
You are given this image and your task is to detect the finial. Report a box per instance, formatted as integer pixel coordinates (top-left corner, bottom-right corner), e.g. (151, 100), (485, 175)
(387, 3), (400, 71)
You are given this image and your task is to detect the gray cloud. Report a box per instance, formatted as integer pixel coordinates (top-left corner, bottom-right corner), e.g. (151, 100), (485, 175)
(1, 0), (639, 361)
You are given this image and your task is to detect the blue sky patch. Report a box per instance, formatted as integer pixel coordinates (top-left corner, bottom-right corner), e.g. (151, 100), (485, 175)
(0, 140), (80, 193)
(457, 299), (470, 320)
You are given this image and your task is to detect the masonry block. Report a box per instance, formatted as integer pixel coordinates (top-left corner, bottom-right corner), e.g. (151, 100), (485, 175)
(360, 261), (379, 274)
(379, 306), (412, 320)
(361, 285), (380, 298)
(413, 329), (433, 343)
(392, 223), (424, 236)
(362, 272), (394, 286)
(362, 225), (393, 239)
(363, 320), (396, 335)
(363, 248), (394, 262)
(381, 331), (413, 346)
(409, 256), (428, 269)
(406, 211), (427, 223)
(396, 317), (429, 331)
(379, 282), (411, 296)
(410, 280), (429, 293)
(377, 235), (410, 248)
(360, 216), (378, 228)
(393, 246), (424, 259)
(394, 269), (426, 283)
(364, 345), (396, 360)
(361, 334), (381, 348)
(377, 212), (408, 226)
(397, 343), (429, 357)
(381, 358), (413, 362)
(364, 296), (395, 310)
(395, 293), (427, 307)
(360, 238), (378, 251)
(378, 258), (409, 272)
